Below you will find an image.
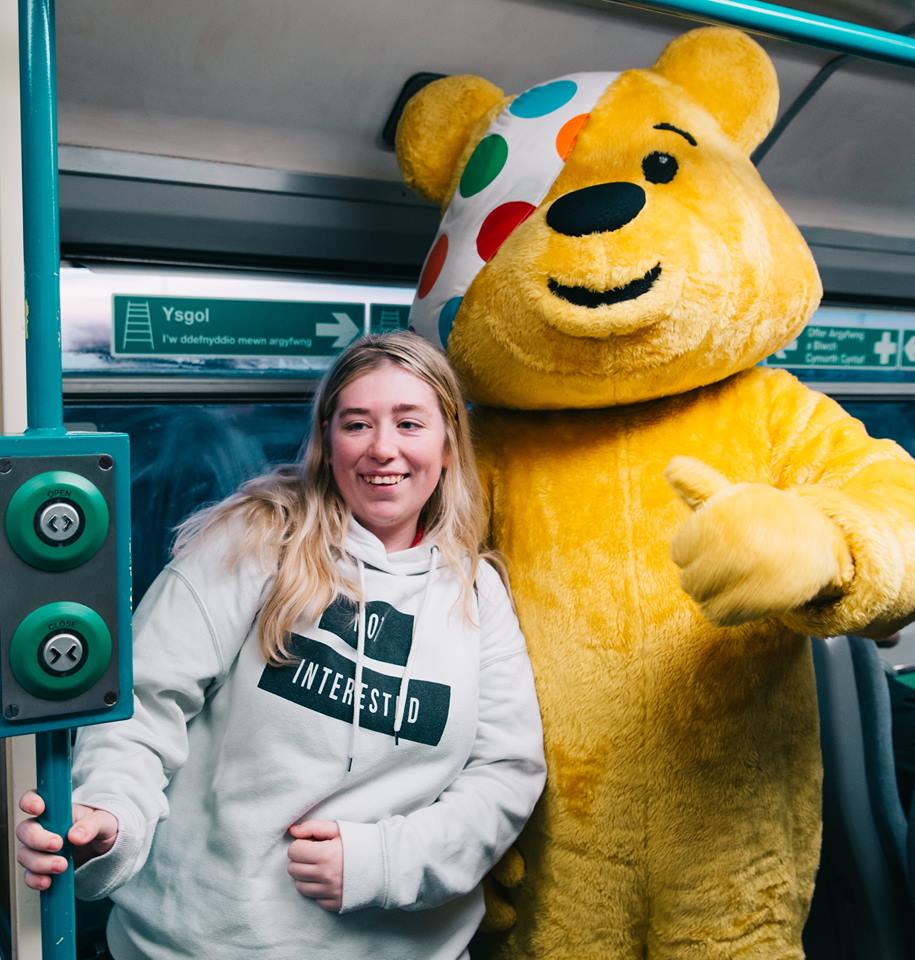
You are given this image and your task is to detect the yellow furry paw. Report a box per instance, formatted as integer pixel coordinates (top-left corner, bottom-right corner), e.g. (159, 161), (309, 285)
(479, 847), (525, 932)
(480, 875), (518, 932)
(491, 845), (525, 887)
(665, 456), (853, 626)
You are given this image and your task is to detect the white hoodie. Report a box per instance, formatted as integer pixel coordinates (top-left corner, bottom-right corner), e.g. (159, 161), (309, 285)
(71, 518), (545, 960)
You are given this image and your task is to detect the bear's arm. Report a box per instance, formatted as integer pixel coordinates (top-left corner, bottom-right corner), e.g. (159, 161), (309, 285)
(762, 367), (915, 639)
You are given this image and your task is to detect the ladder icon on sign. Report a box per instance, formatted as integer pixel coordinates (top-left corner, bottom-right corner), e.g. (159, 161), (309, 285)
(377, 308), (404, 333)
(122, 300), (155, 351)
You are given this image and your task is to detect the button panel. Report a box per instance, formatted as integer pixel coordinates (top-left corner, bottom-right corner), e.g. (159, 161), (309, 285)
(0, 444), (130, 734)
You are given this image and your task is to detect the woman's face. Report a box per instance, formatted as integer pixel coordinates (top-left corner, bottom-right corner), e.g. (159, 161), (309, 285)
(329, 362), (449, 552)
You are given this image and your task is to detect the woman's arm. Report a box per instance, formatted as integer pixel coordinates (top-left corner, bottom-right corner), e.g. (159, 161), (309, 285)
(336, 562), (546, 913)
(69, 519), (270, 900)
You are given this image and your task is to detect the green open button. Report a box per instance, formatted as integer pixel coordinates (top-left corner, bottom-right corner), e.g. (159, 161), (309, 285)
(5, 470), (109, 571)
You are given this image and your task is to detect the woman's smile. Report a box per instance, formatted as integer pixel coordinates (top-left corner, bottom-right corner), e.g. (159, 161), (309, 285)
(361, 473), (407, 486)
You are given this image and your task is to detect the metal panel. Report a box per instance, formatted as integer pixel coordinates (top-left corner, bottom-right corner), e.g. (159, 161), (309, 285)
(59, 149), (439, 276)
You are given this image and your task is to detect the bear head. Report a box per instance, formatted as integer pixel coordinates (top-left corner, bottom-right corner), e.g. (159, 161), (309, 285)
(396, 27), (822, 409)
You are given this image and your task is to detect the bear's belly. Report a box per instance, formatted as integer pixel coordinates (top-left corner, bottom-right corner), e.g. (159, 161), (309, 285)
(476, 402), (821, 948)
(496, 446), (819, 818)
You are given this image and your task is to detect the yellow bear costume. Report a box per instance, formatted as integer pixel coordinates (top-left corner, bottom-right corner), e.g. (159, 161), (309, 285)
(397, 27), (915, 960)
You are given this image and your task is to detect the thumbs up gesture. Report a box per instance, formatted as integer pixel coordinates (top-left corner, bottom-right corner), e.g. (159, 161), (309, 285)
(664, 456), (854, 627)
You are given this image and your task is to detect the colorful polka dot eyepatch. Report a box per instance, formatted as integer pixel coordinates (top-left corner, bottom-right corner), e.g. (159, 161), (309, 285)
(409, 73), (619, 348)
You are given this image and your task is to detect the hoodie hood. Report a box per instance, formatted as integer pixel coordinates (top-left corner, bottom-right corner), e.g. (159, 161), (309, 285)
(343, 518), (447, 576)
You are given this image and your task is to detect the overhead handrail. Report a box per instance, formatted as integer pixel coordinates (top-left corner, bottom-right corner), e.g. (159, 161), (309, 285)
(595, 0), (915, 67)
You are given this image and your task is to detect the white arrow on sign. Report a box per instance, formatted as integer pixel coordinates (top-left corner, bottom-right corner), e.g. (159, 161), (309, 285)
(316, 312), (360, 348)
(904, 335), (915, 363)
(774, 339), (799, 359)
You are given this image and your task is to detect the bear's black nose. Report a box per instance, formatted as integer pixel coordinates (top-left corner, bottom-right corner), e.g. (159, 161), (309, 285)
(546, 182), (646, 237)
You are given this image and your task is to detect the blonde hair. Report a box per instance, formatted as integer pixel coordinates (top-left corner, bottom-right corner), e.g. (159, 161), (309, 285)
(174, 331), (490, 664)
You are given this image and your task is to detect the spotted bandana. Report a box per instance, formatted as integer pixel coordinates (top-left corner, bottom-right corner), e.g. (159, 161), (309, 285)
(409, 72), (619, 348)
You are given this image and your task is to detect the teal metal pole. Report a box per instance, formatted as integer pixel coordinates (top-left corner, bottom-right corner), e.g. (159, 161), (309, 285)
(19, 1), (76, 957)
(36, 731), (75, 960)
(608, 0), (915, 67)
(19, 0), (64, 435)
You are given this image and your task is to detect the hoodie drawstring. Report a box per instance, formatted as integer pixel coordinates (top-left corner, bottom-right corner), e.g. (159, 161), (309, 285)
(394, 546), (438, 745)
(347, 559), (368, 773)
(346, 546), (439, 772)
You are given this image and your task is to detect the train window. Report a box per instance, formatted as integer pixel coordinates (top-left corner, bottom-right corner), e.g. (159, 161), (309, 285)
(64, 401), (309, 606)
(841, 400), (915, 457)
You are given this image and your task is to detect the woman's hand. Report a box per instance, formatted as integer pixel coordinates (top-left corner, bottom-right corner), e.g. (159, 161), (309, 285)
(16, 790), (119, 889)
(287, 819), (343, 912)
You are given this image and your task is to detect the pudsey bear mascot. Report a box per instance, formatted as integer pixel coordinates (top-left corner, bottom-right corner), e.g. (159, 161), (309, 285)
(396, 26), (915, 960)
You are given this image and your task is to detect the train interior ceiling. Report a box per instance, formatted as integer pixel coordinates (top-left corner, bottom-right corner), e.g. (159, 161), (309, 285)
(4, 0), (915, 957)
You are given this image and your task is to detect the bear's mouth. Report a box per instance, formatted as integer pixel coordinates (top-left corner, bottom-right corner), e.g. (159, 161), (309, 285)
(548, 264), (661, 309)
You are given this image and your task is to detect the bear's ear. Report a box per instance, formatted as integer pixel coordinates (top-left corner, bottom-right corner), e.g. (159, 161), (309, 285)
(396, 75), (505, 205)
(652, 27), (778, 154)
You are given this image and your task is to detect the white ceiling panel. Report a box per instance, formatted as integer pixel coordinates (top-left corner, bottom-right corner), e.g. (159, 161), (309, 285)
(55, 0), (831, 178)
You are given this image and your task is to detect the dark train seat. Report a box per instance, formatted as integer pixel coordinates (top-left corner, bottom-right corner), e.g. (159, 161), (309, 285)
(804, 635), (914, 960)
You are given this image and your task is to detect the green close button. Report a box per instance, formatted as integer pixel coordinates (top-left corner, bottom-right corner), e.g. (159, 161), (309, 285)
(9, 602), (112, 700)
(4, 470), (109, 571)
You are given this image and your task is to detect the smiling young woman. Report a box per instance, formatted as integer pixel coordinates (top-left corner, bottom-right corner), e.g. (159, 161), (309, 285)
(16, 332), (545, 960)
(329, 362), (450, 552)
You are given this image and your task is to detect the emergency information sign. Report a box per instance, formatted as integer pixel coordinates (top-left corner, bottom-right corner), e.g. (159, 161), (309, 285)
(765, 306), (915, 381)
(770, 326), (903, 370)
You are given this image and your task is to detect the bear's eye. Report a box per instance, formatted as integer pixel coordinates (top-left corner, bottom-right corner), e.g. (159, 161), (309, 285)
(642, 152), (678, 184)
